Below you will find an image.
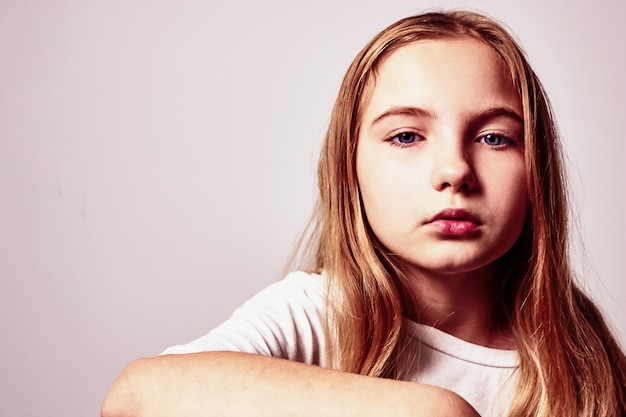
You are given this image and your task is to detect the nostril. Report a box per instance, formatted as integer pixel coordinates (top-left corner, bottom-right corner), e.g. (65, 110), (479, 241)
(431, 156), (477, 192)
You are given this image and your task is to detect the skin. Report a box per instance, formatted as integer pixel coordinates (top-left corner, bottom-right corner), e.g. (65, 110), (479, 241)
(357, 37), (527, 348)
(101, 352), (480, 417)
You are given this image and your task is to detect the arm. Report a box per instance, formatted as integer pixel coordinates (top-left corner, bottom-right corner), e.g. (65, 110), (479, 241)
(101, 351), (480, 417)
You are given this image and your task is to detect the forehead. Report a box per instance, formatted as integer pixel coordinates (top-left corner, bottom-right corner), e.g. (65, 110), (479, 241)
(361, 37), (521, 120)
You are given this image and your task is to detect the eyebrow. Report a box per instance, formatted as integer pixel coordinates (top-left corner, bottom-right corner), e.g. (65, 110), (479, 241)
(370, 106), (436, 127)
(468, 107), (523, 124)
(369, 105), (523, 127)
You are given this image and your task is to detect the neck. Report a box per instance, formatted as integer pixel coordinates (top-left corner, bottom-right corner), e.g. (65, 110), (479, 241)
(403, 264), (514, 349)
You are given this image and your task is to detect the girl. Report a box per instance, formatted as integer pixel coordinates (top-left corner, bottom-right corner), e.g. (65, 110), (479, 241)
(102, 10), (626, 417)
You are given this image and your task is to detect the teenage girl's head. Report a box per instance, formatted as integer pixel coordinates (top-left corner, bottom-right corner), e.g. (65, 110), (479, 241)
(316, 10), (567, 300)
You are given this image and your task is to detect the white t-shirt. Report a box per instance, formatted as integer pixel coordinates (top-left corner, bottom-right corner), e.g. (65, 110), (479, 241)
(163, 271), (519, 416)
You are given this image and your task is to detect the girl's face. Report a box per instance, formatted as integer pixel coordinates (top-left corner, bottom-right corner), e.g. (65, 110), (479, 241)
(356, 37), (527, 281)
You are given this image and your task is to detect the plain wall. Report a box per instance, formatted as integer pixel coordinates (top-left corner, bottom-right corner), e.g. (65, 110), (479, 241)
(1, 0), (624, 415)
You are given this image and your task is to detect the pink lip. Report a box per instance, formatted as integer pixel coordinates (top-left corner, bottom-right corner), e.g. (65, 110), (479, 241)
(426, 209), (481, 236)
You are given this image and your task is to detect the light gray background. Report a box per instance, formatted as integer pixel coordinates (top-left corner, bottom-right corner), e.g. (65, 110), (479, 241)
(1, 0), (624, 416)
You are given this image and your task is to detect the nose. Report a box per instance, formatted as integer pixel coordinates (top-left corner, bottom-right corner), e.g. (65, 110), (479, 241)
(431, 148), (477, 192)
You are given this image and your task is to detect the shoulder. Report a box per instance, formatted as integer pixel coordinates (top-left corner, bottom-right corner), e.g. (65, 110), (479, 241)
(255, 271), (325, 305)
(223, 271), (326, 332)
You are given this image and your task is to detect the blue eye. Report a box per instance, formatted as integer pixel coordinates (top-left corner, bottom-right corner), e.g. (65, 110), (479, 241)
(389, 131), (421, 146)
(397, 132), (417, 144)
(479, 133), (511, 147)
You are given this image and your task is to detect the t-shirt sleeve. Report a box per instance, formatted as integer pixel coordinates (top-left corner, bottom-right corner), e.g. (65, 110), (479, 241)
(161, 271), (327, 366)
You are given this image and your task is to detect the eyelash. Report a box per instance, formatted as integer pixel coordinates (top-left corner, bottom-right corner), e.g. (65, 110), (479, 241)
(385, 131), (423, 148)
(385, 131), (517, 149)
(476, 133), (516, 148)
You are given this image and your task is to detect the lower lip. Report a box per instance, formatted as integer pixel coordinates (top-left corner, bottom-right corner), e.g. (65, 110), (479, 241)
(428, 220), (480, 235)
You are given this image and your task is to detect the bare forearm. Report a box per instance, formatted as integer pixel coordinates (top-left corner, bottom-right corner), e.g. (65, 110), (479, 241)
(101, 351), (479, 417)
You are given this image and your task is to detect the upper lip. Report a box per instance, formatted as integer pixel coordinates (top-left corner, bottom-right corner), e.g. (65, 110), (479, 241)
(427, 208), (481, 224)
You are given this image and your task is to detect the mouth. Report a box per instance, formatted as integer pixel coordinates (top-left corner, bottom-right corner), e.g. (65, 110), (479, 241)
(426, 208), (481, 235)
(429, 208), (481, 224)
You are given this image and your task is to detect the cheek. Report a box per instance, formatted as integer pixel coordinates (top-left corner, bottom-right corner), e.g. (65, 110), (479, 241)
(358, 168), (387, 223)
(357, 155), (422, 217)
(479, 153), (527, 201)
(491, 167), (528, 228)
(357, 153), (398, 231)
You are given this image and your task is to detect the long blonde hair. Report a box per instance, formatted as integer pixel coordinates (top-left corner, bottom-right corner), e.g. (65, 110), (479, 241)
(293, 10), (626, 416)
